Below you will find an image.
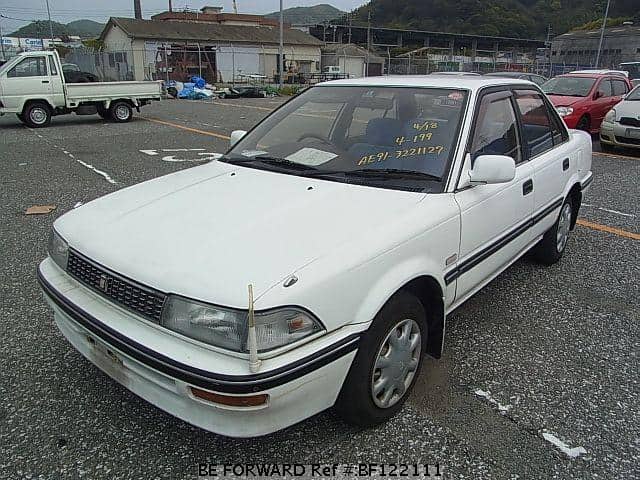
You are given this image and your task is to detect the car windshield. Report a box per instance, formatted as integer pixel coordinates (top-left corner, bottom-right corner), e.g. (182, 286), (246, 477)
(225, 86), (468, 192)
(626, 86), (640, 101)
(542, 77), (596, 97)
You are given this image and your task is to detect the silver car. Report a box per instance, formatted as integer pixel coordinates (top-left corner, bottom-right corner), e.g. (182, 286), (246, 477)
(600, 86), (640, 150)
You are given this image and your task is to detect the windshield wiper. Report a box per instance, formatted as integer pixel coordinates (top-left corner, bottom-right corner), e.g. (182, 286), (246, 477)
(221, 155), (323, 172)
(343, 168), (442, 182)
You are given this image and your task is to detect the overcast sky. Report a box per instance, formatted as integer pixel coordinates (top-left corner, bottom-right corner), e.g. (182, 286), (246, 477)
(1, 0), (368, 33)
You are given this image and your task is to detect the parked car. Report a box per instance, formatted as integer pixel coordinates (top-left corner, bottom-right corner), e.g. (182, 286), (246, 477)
(61, 63), (99, 83)
(542, 72), (633, 132)
(485, 71), (547, 86)
(600, 85), (640, 150)
(0, 50), (161, 127)
(38, 76), (592, 437)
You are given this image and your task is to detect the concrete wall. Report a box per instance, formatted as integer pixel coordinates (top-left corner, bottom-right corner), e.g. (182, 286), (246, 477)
(551, 29), (640, 68)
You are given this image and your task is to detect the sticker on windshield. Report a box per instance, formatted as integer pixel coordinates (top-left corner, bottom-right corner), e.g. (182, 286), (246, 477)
(286, 148), (338, 166)
(241, 150), (269, 157)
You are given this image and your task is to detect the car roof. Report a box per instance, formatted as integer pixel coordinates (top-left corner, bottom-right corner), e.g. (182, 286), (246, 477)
(319, 75), (535, 91)
(559, 72), (619, 79)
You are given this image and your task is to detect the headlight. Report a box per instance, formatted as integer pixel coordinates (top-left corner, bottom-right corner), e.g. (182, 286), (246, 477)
(48, 229), (68, 270)
(604, 109), (616, 123)
(161, 295), (324, 352)
(556, 106), (574, 117)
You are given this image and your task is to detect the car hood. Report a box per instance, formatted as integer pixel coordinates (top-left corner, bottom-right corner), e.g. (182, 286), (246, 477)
(55, 161), (425, 308)
(546, 95), (584, 107)
(613, 100), (640, 118)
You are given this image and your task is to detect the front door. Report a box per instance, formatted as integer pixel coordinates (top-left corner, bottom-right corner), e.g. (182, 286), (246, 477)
(1, 55), (51, 110)
(453, 89), (534, 303)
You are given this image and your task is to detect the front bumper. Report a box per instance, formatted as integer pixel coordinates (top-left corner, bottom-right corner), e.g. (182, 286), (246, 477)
(600, 121), (640, 149)
(38, 258), (360, 437)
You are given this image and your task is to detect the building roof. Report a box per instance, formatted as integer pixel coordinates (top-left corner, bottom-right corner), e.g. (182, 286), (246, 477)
(319, 75), (534, 90)
(101, 17), (324, 46)
(555, 24), (640, 40)
(321, 43), (384, 62)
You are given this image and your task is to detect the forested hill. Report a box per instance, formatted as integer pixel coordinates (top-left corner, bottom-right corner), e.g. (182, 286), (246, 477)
(350, 0), (640, 39)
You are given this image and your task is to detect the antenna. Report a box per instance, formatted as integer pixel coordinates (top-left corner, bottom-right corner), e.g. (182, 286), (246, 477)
(232, 0), (238, 14)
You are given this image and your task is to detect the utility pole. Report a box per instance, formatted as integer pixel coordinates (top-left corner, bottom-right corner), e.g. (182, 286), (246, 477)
(232, 0), (238, 14)
(0, 19), (5, 60)
(347, 12), (352, 44)
(595, 0), (611, 68)
(45, 0), (54, 45)
(169, 0), (173, 12)
(279, 0), (284, 88)
(366, 9), (371, 76)
(134, 0), (142, 20)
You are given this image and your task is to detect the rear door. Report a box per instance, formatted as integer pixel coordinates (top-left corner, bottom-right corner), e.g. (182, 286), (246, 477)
(592, 77), (614, 128)
(514, 89), (572, 240)
(453, 89), (534, 302)
(1, 55), (51, 110)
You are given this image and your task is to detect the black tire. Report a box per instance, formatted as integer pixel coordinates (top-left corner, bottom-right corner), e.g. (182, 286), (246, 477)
(335, 291), (427, 426)
(167, 87), (178, 98)
(533, 198), (574, 265)
(23, 101), (52, 128)
(576, 115), (590, 132)
(109, 101), (133, 123)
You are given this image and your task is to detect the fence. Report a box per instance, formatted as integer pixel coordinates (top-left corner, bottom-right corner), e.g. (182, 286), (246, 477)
(3, 45), (579, 85)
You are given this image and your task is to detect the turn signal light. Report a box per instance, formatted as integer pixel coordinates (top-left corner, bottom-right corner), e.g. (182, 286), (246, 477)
(190, 387), (269, 407)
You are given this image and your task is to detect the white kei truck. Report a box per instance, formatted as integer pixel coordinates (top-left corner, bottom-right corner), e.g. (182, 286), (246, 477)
(0, 50), (161, 127)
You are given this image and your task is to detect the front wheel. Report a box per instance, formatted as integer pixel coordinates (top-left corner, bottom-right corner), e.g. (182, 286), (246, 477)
(576, 115), (590, 132)
(335, 291), (427, 426)
(23, 102), (52, 128)
(533, 198), (573, 265)
(109, 101), (133, 123)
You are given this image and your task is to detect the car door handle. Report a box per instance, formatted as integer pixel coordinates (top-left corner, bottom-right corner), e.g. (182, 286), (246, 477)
(522, 179), (533, 196)
(41, 80), (49, 84)
(562, 158), (570, 171)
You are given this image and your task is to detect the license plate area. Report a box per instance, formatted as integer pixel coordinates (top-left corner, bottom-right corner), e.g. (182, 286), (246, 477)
(87, 334), (124, 370)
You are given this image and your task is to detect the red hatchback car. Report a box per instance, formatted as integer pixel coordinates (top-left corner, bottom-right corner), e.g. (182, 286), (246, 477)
(542, 73), (633, 133)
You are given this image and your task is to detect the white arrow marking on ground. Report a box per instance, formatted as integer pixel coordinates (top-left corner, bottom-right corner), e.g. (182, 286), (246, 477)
(140, 149), (159, 156)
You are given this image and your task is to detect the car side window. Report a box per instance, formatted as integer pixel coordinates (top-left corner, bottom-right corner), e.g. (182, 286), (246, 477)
(49, 57), (58, 76)
(470, 92), (521, 164)
(7, 57), (47, 78)
(597, 79), (613, 97)
(514, 90), (557, 157)
(611, 79), (629, 96)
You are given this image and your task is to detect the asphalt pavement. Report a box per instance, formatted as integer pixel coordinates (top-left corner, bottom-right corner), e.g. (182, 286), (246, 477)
(1, 97), (638, 479)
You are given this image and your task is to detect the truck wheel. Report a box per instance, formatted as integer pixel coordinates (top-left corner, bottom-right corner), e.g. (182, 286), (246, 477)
(24, 102), (52, 128)
(335, 291), (427, 426)
(109, 101), (133, 123)
(533, 198), (574, 265)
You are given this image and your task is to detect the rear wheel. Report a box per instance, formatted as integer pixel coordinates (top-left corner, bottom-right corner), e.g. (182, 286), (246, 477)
(533, 198), (574, 265)
(335, 291), (427, 426)
(109, 101), (133, 123)
(23, 102), (52, 128)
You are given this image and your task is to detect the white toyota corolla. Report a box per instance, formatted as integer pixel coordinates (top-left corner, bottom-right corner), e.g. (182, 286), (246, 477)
(39, 76), (593, 437)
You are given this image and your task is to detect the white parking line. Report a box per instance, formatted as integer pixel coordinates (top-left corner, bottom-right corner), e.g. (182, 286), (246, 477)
(581, 203), (635, 218)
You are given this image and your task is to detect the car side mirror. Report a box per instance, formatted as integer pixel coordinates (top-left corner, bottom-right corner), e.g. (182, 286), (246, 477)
(469, 155), (516, 185)
(229, 130), (247, 148)
(594, 91), (603, 100)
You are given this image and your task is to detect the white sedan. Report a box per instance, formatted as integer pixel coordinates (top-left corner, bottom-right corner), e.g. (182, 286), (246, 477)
(39, 76), (593, 437)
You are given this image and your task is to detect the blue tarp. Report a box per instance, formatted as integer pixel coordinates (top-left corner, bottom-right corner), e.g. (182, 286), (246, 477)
(190, 76), (206, 88)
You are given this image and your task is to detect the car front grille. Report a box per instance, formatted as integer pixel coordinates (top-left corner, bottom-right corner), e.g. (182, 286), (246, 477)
(614, 136), (640, 146)
(619, 117), (640, 128)
(66, 250), (166, 322)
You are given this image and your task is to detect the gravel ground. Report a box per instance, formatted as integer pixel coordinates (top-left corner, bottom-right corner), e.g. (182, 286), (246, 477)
(1, 97), (638, 480)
